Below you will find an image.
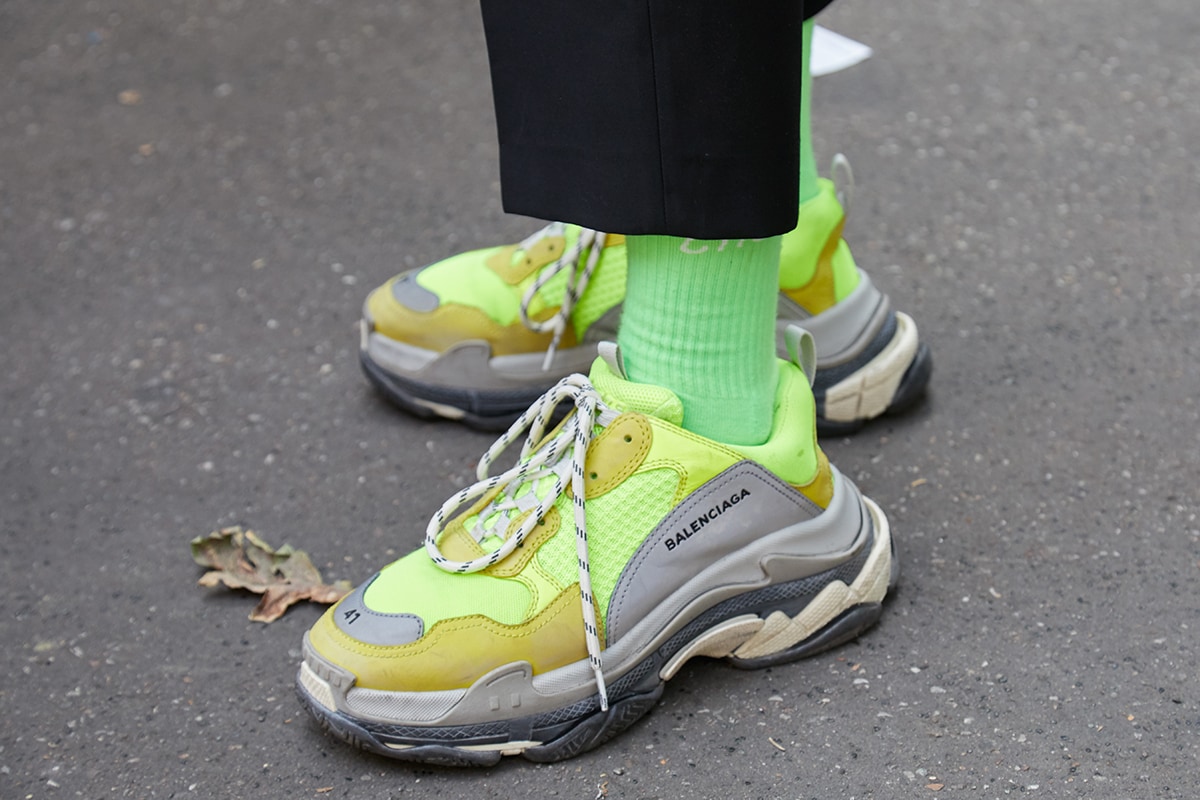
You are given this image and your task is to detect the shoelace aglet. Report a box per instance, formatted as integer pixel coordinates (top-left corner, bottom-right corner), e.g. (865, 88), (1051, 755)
(595, 665), (609, 712)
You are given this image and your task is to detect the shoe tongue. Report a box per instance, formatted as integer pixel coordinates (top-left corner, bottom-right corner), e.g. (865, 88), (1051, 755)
(588, 348), (684, 426)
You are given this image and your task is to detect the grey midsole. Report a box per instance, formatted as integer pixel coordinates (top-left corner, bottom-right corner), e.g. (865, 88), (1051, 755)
(365, 334), (600, 390)
(304, 468), (875, 728)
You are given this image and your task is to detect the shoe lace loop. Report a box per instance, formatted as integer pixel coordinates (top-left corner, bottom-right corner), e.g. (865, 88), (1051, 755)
(424, 373), (619, 709)
(516, 224), (608, 371)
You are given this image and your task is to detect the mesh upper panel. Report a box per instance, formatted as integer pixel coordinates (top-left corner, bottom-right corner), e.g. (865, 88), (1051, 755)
(536, 467), (681, 625)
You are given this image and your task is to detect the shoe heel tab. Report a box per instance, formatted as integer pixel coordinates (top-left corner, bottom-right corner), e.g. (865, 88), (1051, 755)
(598, 341), (628, 379)
(784, 326), (817, 387)
(830, 153), (854, 214)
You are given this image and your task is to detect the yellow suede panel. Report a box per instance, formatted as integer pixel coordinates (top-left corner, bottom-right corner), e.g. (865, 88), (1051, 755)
(438, 523), (486, 564)
(583, 414), (652, 499)
(369, 302), (578, 356)
(780, 215), (844, 315)
(796, 449), (834, 509)
(487, 235), (568, 285)
(308, 584), (589, 692)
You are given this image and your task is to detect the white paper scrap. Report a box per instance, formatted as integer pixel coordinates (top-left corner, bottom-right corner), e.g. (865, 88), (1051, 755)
(811, 25), (873, 77)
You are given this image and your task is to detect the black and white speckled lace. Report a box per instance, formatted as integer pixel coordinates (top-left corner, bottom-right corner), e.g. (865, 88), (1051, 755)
(424, 373), (620, 709)
(515, 223), (608, 370)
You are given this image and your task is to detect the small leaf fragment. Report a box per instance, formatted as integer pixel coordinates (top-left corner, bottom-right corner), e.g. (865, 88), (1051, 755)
(191, 526), (352, 622)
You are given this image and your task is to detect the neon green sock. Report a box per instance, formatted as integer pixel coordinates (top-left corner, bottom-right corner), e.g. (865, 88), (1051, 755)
(619, 235), (780, 446)
(798, 18), (819, 205)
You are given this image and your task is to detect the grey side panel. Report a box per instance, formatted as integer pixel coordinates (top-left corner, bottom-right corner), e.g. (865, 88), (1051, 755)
(606, 461), (823, 644)
(333, 575), (425, 646)
(390, 268), (440, 312)
(776, 269), (891, 364)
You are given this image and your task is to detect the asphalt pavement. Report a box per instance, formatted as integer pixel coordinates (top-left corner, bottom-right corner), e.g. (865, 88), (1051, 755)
(2, 1), (1198, 797)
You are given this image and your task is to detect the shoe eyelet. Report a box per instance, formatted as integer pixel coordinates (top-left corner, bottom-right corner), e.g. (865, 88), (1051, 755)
(623, 435), (632, 443)
(589, 472), (598, 480)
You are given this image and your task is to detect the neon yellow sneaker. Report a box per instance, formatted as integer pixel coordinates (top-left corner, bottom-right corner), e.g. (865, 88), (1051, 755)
(298, 331), (895, 765)
(360, 174), (931, 432)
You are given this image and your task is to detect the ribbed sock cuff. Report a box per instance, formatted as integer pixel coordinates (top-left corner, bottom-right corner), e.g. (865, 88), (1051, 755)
(620, 235), (780, 445)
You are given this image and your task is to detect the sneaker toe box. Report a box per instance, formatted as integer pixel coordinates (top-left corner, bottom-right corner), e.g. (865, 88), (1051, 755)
(305, 550), (589, 693)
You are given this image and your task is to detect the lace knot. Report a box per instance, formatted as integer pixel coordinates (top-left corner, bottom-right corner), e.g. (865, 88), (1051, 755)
(424, 373), (619, 709)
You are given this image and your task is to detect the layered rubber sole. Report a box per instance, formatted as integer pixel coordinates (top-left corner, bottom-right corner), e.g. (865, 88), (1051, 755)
(361, 314), (931, 433)
(296, 495), (894, 766)
(361, 350), (546, 430)
(813, 311), (932, 435)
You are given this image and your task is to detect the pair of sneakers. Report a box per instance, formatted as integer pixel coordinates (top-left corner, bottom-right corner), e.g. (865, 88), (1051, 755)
(359, 177), (930, 434)
(295, 175), (931, 765)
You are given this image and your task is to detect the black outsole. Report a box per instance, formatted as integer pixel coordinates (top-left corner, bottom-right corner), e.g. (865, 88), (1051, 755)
(297, 525), (896, 766)
(888, 341), (934, 415)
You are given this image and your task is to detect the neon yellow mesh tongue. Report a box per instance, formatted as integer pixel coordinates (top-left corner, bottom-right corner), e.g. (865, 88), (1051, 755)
(588, 352), (684, 425)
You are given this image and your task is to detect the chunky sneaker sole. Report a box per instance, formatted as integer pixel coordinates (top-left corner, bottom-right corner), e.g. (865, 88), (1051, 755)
(359, 176), (930, 433)
(298, 340), (895, 765)
(359, 317), (606, 429)
(361, 279), (930, 434)
(297, 476), (892, 767)
(779, 269), (933, 435)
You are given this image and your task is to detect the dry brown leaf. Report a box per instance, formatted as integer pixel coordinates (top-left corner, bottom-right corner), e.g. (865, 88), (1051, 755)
(191, 526), (352, 622)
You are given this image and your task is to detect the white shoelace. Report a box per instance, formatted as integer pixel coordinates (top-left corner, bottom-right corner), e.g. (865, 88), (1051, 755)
(424, 374), (621, 709)
(515, 223), (608, 371)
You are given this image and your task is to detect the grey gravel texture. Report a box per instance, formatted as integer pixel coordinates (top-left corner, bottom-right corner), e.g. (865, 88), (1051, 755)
(2, 0), (1198, 798)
